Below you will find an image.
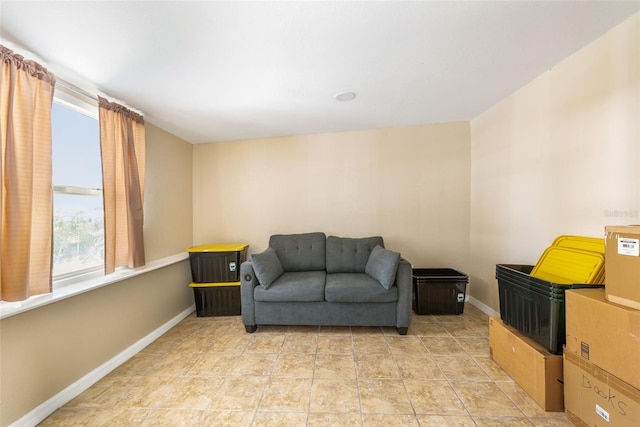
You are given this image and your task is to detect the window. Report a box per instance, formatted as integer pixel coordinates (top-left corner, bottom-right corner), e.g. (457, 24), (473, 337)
(51, 98), (104, 285)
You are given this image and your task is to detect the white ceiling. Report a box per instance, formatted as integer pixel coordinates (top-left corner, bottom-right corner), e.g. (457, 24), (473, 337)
(2, 1), (639, 144)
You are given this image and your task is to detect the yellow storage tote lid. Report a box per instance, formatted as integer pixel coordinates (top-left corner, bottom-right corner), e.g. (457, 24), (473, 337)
(551, 235), (605, 255)
(530, 246), (604, 285)
(188, 243), (248, 253)
(189, 281), (240, 288)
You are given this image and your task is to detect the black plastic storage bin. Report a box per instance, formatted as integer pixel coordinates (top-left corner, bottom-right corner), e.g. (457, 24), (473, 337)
(188, 244), (248, 283)
(413, 268), (468, 315)
(190, 283), (241, 317)
(496, 264), (603, 354)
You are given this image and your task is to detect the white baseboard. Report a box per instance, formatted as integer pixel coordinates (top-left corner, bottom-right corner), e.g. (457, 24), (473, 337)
(467, 295), (500, 318)
(12, 305), (196, 427)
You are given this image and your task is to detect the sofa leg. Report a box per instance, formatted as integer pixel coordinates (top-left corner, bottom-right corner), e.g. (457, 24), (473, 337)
(245, 324), (257, 333)
(397, 327), (408, 335)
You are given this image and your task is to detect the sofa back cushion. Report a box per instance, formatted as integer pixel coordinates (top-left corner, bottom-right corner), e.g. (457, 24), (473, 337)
(326, 236), (384, 273)
(269, 232), (326, 272)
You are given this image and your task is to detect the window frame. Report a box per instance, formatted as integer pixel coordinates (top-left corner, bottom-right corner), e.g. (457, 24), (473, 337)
(51, 88), (105, 288)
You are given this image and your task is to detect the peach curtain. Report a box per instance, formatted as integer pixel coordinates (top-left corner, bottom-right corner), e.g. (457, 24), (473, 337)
(0, 46), (56, 301)
(98, 97), (146, 274)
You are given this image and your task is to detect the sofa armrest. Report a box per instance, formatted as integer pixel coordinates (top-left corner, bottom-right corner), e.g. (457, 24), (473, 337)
(240, 260), (259, 330)
(395, 258), (412, 331)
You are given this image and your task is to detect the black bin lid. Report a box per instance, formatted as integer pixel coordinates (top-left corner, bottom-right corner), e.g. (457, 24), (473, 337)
(412, 268), (468, 281)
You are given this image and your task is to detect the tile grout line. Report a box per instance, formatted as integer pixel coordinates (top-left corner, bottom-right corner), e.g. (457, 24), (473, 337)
(350, 328), (367, 426)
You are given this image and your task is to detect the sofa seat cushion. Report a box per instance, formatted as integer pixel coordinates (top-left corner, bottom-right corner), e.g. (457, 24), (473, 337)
(325, 273), (398, 303)
(254, 271), (326, 302)
(326, 236), (384, 273)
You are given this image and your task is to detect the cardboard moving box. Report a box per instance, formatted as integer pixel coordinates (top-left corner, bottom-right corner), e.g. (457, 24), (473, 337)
(565, 288), (640, 390)
(605, 225), (640, 310)
(564, 351), (640, 427)
(488, 317), (564, 411)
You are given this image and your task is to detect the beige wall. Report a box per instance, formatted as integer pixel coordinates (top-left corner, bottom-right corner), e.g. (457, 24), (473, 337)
(144, 124), (194, 259)
(193, 123), (471, 272)
(469, 13), (640, 311)
(0, 124), (194, 426)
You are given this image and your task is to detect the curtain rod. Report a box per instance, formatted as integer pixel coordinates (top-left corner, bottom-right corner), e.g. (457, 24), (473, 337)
(56, 77), (144, 117)
(1, 42), (100, 103)
(4, 42), (144, 116)
(56, 79), (99, 102)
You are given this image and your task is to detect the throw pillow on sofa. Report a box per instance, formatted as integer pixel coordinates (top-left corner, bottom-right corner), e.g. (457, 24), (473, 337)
(251, 247), (284, 289)
(365, 245), (400, 290)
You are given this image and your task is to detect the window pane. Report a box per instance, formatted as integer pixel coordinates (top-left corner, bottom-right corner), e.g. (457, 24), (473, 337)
(52, 102), (102, 189)
(52, 100), (104, 279)
(53, 193), (104, 276)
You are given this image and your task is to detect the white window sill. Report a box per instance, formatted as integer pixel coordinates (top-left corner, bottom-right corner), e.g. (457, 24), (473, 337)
(0, 252), (189, 320)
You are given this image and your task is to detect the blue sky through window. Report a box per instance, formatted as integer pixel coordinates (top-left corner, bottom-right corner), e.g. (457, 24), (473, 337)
(52, 102), (102, 189)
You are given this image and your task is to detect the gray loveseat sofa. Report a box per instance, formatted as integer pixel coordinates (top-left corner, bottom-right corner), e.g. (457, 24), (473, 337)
(240, 232), (412, 335)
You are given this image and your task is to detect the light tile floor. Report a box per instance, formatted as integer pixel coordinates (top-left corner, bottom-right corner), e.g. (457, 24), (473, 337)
(40, 304), (575, 426)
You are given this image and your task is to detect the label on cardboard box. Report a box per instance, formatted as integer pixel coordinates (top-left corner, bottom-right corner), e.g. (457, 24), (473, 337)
(595, 405), (610, 422)
(580, 342), (589, 360)
(618, 237), (639, 256)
